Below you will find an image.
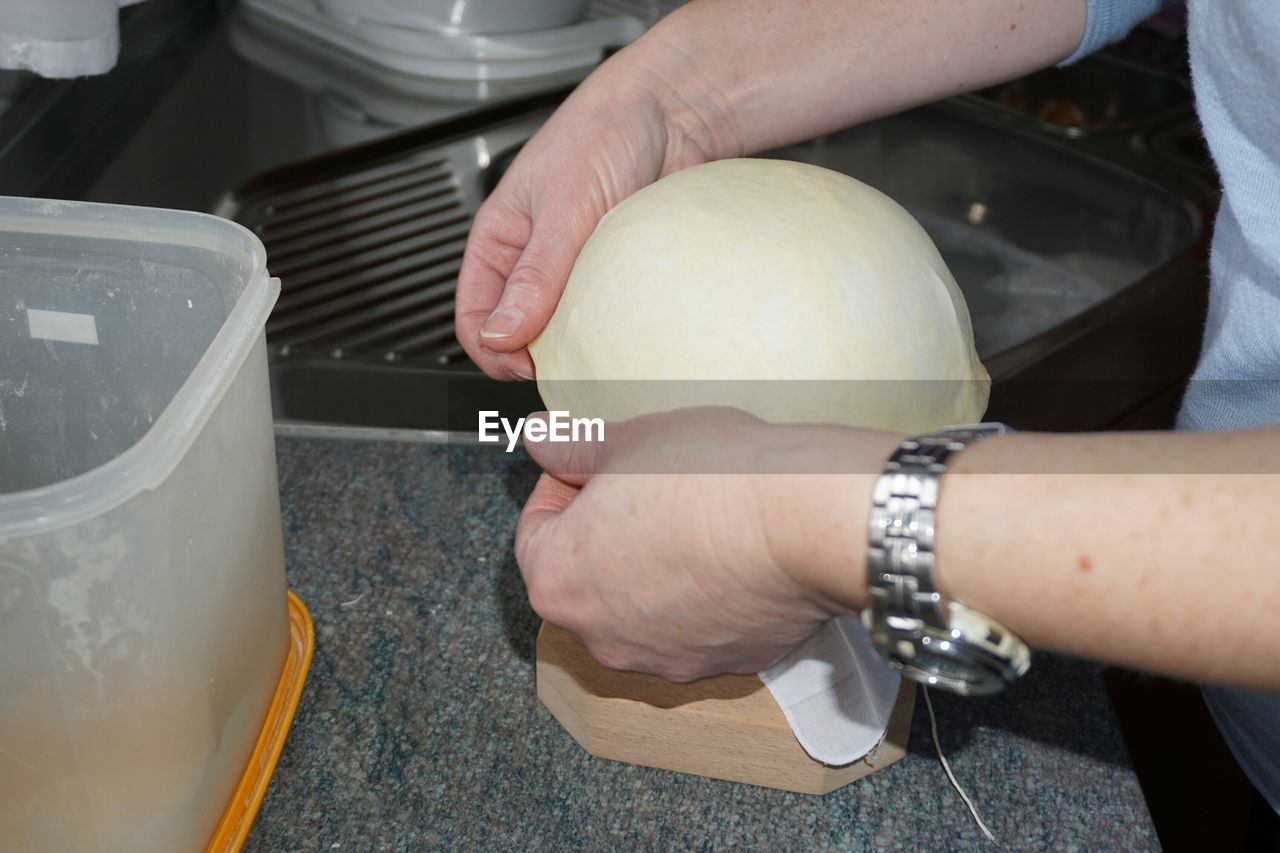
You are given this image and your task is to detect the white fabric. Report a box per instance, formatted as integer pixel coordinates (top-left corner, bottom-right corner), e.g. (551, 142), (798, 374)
(759, 616), (901, 766)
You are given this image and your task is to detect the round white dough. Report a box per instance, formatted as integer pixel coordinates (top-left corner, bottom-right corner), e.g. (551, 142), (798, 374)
(528, 158), (989, 433)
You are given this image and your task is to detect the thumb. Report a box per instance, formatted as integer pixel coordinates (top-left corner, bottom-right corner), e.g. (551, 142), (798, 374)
(515, 471), (577, 569)
(478, 210), (592, 354)
(522, 411), (609, 486)
(520, 470), (579, 520)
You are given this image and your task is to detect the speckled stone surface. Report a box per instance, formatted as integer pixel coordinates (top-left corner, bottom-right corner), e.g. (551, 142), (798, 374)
(243, 437), (1157, 851)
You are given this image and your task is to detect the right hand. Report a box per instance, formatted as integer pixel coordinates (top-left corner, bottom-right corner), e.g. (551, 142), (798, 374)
(516, 407), (899, 681)
(455, 46), (736, 380)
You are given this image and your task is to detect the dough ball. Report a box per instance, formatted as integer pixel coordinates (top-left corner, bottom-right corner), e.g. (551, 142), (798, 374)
(528, 158), (988, 433)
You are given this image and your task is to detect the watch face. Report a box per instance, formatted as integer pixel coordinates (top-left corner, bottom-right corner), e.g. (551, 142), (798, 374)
(912, 654), (984, 694)
(903, 636), (1009, 695)
(920, 654), (973, 681)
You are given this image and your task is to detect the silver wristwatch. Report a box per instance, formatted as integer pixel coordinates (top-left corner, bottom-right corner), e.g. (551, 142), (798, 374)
(862, 423), (1031, 696)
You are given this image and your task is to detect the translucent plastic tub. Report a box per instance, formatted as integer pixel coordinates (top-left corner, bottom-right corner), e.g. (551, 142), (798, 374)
(0, 197), (288, 851)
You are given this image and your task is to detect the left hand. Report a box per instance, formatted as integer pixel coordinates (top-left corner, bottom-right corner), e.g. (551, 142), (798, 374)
(516, 408), (901, 681)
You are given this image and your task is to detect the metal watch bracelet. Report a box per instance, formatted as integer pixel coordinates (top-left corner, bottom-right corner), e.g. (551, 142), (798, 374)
(862, 423), (1031, 696)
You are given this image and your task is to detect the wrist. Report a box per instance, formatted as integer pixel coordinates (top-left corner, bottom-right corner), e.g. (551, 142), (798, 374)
(758, 425), (905, 615)
(603, 18), (748, 165)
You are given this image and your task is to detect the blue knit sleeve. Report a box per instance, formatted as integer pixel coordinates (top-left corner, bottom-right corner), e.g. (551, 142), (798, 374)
(1060, 0), (1182, 65)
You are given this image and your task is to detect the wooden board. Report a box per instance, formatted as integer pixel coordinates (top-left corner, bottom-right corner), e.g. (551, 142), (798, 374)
(536, 623), (915, 795)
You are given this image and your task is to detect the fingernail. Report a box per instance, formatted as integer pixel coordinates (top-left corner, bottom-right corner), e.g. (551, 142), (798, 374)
(512, 369), (534, 381)
(480, 306), (524, 340)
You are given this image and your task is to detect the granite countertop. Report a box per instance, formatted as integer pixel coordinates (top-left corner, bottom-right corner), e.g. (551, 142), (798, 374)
(244, 437), (1157, 850)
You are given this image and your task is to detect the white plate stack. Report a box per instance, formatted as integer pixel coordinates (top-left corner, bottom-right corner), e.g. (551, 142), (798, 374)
(238, 0), (684, 104)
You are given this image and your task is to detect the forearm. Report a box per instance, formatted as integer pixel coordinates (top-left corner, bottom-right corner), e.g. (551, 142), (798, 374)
(625, 0), (1087, 158)
(784, 427), (1280, 690)
(940, 430), (1280, 689)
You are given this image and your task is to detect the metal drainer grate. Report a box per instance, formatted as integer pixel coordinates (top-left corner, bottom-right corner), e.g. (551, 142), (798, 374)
(222, 93), (566, 431)
(239, 152), (471, 365)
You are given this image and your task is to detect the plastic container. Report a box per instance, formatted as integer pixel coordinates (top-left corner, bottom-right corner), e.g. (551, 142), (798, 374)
(0, 0), (148, 79)
(0, 197), (288, 851)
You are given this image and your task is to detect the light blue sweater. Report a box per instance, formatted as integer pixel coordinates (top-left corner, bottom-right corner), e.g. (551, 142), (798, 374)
(1069, 0), (1280, 815)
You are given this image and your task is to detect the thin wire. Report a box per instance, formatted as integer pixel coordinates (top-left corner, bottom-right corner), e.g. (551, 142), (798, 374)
(923, 685), (997, 842)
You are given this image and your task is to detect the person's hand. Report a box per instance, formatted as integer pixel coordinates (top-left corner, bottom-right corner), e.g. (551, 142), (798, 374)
(455, 46), (741, 380)
(516, 408), (902, 681)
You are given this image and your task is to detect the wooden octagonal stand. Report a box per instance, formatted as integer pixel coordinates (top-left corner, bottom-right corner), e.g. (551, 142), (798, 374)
(536, 623), (915, 795)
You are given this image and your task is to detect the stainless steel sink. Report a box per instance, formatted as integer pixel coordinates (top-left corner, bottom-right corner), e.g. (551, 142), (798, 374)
(969, 53), (1192, 138)
(769, 105), (1198, 367)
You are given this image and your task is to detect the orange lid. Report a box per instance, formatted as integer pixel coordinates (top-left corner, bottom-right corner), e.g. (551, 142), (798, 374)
(207, 591), (315, 852)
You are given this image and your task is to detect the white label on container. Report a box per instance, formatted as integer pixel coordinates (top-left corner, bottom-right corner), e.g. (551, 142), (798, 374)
(27, 308), (100, 346)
